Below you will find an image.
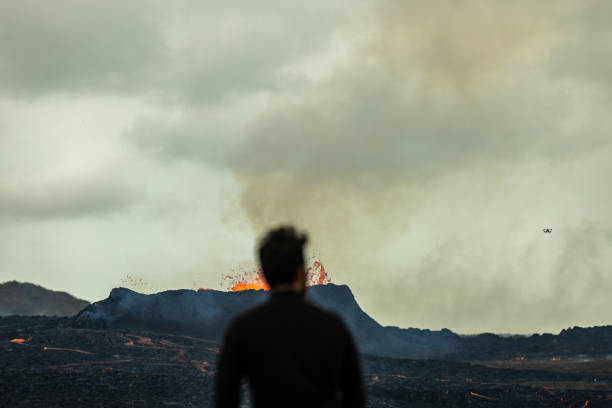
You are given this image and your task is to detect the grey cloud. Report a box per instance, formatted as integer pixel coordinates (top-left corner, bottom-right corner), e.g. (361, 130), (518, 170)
(0, 174), (136, 221)
(124, 108), (241, 166)
(548, 2), (612, 94)
(0, 1), (166, 97)
(0, 0), (351, 101)
(127, 121), (228, 165)
(155, 0), (360, 103)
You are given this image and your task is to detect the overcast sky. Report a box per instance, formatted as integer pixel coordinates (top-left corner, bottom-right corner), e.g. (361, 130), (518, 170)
(1, 0), (611, 334)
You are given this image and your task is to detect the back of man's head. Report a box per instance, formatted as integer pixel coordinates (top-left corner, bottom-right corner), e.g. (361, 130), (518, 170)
(258, 226), (308, 287)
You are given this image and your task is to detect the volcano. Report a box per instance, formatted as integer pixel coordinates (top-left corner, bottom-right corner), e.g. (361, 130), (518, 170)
(76, 283), (612, 361)
(76, 283), (459, 359)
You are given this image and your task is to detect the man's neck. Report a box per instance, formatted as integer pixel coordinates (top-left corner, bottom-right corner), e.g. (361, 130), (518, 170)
(270, 282), (305, 295)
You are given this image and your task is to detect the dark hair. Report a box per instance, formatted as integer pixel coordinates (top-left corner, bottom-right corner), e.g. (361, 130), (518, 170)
(258, 226), (308, 286)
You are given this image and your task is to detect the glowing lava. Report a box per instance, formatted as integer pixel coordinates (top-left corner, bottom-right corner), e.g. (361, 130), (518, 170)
(10, 338), (26, 343)
(368, 375), (380, 385)
(230, 275), (269, 292)
(306, 261), (331, 285)
(469, 392), (498, 401)
(224, 258), (332, 292)
(43, 346), (95, 355)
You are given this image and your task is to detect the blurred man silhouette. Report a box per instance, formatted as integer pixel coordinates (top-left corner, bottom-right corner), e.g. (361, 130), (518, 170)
(214, 226), (364, 408)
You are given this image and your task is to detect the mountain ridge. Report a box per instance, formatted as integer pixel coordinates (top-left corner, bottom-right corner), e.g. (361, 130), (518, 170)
(6, 281), (609, 360)
(0, 281), (89, 317)
(76, 283), (459, 358)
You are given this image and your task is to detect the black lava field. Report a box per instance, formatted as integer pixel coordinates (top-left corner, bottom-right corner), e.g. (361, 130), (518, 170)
(3, 316), (611, 407)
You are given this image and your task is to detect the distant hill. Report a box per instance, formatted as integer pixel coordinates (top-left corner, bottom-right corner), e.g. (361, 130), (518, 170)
(0, 281), (89, 317)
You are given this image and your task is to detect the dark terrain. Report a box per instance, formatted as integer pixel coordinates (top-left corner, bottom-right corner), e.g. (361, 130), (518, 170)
(75, 284), (612, 361)
(3, 316), (611, 407)
(75, 284), (458, 359)
(3, 284), (612, 407)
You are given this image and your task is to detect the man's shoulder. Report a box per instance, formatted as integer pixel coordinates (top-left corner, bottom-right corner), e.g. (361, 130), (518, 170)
(223, 299), (279, 334)
(227, 296), (347, 331)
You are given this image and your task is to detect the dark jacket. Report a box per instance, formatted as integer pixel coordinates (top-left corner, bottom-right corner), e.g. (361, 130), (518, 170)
(214, 290), (365, 408)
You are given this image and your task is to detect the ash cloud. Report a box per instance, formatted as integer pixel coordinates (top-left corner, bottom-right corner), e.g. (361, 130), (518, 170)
(229, 0), (612, 333)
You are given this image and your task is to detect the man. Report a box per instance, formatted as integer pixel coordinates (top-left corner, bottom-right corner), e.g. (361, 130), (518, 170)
(214, 226), (365, 408)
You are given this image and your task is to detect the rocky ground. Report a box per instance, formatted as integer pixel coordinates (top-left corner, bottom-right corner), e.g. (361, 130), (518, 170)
(2, 316), (611, 407)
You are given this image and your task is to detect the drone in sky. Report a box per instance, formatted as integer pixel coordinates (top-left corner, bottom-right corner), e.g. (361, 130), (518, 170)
(542, 228), (552, 233)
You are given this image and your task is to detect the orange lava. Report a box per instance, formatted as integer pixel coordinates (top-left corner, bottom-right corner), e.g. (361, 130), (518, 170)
(367, 375), (380, 385)
(43, 346), (95, 355)
(306, 261), (331, 285)
(231, 275), (269, 292)
(136, 336), (154, 346)
(191, 360), (210, 373)
(224, 258), (332, 292)
(10, 338), (26, 343)
(580, 400), (589, 408)
(551, 357), (561, 361)
(469, 392), (498, 401)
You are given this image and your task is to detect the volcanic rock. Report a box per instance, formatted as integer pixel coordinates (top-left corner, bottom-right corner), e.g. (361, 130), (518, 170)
(3, 315), (609, 407)
(76, 283), (460, 358)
